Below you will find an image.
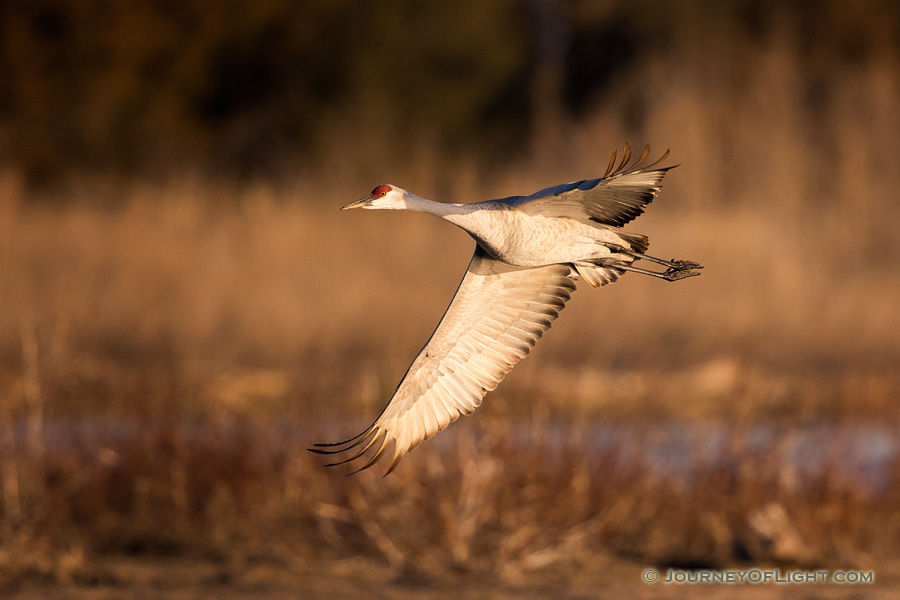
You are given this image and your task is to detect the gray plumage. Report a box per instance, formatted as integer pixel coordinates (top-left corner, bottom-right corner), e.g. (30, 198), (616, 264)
(311, 144), (702, 475)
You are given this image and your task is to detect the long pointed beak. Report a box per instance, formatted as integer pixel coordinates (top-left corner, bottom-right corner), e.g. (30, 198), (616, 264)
(341, 195), (373, 211)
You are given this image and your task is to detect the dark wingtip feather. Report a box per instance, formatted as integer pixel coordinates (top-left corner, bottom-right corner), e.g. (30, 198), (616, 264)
(644, 148), (672, 170)
(308, 447), (336, 455)
(604, 149), (617, 177)
(348, 436), (393, 475)
(312, 428), (369, 448)
(322, 429), (382, 466)
(633, 144), (651, 169)
(616, 141), (633, 173)
(383, 455), (404, 478)
(310, 422), (382, 458)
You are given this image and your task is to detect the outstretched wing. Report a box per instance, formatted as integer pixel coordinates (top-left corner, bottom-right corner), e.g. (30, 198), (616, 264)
(510, 143), (674, 227)
(311, 246), (577, 475)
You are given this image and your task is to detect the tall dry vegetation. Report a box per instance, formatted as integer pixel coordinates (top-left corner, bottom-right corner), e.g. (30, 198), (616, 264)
(2, 0), (900, 589)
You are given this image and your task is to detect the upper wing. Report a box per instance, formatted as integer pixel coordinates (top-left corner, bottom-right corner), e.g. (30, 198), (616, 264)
(510, 143), (674, 227)
(311, 246), (577, 475)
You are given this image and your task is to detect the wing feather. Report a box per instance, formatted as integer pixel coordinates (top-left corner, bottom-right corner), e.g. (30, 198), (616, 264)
(510, 143), (675, 227)
(312, 246), (576, 474)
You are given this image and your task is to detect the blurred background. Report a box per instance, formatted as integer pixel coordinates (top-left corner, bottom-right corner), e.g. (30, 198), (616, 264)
(2, 0), (900, 597)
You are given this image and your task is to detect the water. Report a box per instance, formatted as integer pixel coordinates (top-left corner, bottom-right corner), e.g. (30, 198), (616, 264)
(9, 417), (899, 494)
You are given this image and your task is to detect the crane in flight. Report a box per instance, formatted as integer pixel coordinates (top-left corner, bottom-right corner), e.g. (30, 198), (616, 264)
(311, 143), (702, 475)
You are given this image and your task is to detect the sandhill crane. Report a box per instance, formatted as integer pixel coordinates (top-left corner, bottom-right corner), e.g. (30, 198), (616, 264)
(311, 143), (702, 475)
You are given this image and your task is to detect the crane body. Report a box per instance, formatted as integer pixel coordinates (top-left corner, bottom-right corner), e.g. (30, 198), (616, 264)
(312, 144), (702, 474)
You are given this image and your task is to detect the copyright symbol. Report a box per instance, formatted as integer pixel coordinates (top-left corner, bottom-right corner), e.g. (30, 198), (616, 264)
(643, 569), (658, 583)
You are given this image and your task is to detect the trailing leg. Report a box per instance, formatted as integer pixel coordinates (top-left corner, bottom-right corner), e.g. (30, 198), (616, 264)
(623, 249), (703, 272)
(595, 253), (703, 281)
(615, 263), (702, 281)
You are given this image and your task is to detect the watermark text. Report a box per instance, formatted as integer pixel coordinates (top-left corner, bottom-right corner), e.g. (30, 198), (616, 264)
(642, 568), (874, 585)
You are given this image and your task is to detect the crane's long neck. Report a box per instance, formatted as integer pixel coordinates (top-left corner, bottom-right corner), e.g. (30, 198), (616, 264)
(401, 191), (491, 246)
(402, 192), (472, 219)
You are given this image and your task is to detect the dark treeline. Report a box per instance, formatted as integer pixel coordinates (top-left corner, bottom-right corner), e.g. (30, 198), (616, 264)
(0, 0), (897, 189)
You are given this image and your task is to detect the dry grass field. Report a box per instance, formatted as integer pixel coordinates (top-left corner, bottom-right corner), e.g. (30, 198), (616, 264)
(2, 6), (900, 598)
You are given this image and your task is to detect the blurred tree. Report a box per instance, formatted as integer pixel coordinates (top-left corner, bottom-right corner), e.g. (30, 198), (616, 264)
(0, 0), (897, 193)
(0, 0), (536, 187)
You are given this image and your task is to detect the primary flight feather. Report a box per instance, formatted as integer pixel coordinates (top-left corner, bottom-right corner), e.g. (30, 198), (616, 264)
(310, 143), (702, 475)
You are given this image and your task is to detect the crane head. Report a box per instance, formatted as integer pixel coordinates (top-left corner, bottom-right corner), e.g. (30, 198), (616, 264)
(341, 184), (408, 211)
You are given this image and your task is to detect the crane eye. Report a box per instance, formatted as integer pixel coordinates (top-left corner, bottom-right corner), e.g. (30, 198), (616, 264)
(371, 185), (391, 197)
